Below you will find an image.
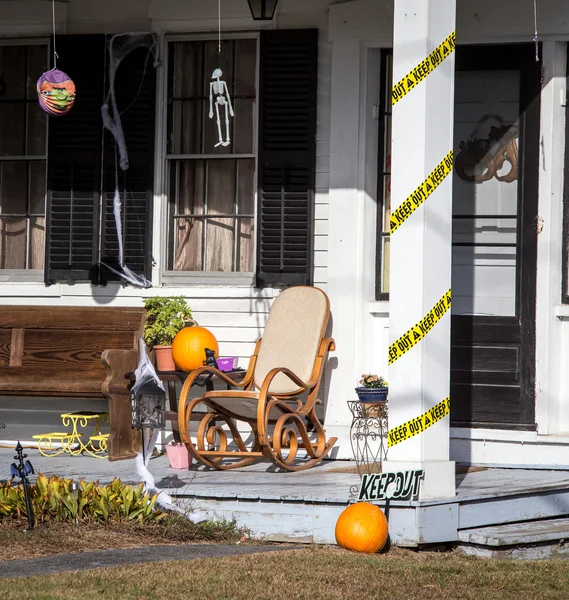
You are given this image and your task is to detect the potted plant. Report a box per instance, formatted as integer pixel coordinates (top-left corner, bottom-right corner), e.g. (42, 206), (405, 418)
(355, 374), (388, 402)
(143, 296), (192, 372)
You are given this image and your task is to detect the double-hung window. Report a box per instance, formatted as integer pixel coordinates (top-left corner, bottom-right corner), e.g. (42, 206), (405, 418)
(166, 37), (257, 277)
(0, 42), (48, 275)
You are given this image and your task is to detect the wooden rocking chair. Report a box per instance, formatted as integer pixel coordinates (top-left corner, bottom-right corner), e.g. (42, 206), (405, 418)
(177, 286), (337, 471)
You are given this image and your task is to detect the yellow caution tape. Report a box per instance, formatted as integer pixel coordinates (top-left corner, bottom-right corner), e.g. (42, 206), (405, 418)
(390, 151), (454, 234)
(388, 397), (450, 447)
(388, 289), (452, 365)
(392, 31), (456, 106)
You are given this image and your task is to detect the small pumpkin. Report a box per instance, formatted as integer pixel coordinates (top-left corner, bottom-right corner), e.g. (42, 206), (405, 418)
(335, 502), (388, 553)
(171, 320), (219, 372)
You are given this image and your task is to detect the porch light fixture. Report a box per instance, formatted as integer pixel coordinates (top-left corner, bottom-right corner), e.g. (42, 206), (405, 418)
(247, 0), (278, 20)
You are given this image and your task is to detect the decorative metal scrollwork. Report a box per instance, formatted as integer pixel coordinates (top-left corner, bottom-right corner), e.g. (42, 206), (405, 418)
(348, 400), (388, 479)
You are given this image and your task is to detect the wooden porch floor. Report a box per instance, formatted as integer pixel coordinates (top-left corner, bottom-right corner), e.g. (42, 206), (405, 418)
(2, 448), (569, 552)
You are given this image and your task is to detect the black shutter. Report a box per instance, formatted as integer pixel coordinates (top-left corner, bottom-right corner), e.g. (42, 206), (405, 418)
(45, 35), (105, 284)
(256, 29), (318, 288)
(100, 42), (156, 284)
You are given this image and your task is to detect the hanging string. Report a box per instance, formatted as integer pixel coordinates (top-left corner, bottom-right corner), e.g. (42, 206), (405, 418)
(218, 0), (221, 54)
(533, 0), (539, 62)
(51, 0), (59, 68)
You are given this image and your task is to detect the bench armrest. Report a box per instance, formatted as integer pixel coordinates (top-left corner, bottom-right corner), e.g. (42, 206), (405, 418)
(101, 348), (140, 461)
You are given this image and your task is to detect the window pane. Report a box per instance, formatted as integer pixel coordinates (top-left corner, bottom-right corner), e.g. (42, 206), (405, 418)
(0, 217), (26, 268)
(27, 46), (48, 99)
(169, 41), (204, 154)
(237, 159), (255, 215)
(28, 216), (45, 269)
(206, 217), (233, 271)
(0, 103), (25, 155)
(234, 39), (256, 96)
(171, 100), (203, 154)
(29, 161), (46, 215)
(233, 99), (254, 154)
(208, 160), (235, 214)
(0, 161), (27, 214)
(237, 217), (254, 272)
(172, 41), (203, 97)
(174, 218), (203, 271)
(452, 70), (520, 317)
(0, 46), (26, 100)
(27, 103), (47, 155)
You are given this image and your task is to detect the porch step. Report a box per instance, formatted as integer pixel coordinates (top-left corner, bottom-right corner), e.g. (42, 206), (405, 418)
(457, 518), (569, 559)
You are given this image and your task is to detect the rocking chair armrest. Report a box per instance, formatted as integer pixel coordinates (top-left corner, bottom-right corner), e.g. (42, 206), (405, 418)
(319, 337), (335, 354)
(259, 367), (314, 396)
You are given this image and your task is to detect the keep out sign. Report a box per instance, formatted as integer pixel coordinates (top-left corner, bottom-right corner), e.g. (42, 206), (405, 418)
(358, 469), (425, 502)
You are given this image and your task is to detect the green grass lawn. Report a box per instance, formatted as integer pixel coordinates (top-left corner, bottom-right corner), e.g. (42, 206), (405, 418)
(1, 547), (569, 600)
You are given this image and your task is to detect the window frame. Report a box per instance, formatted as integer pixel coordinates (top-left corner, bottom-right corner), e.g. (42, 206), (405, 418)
(562, 44), (569, 303)
(160, 32), (260, 286)
(375, 48), (392, 301)
(0, 37), (49, 280)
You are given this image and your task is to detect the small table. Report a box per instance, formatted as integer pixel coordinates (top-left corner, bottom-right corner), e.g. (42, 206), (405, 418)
(33, 411), (109, 459)
(348, 400), (389, 477)
(157, 368), (246, 443)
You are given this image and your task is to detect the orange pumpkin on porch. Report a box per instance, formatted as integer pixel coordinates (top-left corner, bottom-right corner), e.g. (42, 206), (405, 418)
(171, 321), (219, 372)
(335, 502), (388, 553)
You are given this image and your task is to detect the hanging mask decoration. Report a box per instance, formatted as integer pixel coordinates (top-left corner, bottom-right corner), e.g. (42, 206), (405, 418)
(209, 68), (234, 147)
(36, 68), (76, 116)
(455, 114), (519, 184)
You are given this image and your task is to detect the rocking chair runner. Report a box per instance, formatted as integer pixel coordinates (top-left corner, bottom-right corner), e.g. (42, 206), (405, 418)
(177, 286), (337, 471)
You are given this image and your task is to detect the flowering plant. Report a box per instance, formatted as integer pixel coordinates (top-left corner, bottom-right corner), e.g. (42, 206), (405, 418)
(359, 374), (388, 389)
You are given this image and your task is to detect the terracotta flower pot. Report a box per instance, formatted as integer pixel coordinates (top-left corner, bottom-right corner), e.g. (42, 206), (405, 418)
(154, 345), (176, 372)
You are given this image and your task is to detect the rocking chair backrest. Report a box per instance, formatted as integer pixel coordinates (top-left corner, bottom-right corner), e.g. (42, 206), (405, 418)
(253, 286), (330, 394)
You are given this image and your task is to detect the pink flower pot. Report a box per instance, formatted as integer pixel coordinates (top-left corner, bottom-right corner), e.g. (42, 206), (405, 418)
(166, 443), (192, 469)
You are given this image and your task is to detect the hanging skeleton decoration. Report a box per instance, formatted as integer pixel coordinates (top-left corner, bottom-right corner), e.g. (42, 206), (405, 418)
(209, 69), (234, 147)
(455, 114), (519, 184)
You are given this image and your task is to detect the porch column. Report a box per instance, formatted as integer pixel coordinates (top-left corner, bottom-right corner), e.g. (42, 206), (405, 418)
(382, 0), (456, 499)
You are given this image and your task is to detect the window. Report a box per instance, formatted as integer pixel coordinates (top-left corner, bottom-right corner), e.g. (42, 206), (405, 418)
(0, 43), (48, 271)
(375, 50), (392, 300)
(166, 38), (257, 274)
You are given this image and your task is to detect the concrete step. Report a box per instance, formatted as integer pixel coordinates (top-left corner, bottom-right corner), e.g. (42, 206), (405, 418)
(458, 518), (569, 559)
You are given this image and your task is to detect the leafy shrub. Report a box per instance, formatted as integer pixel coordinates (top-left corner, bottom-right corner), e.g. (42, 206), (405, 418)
(0, 475), (166, 525)
(143, 296), (192, 347)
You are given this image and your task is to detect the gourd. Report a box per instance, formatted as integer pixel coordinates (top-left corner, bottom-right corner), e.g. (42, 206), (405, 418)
(335, 502), (389, 553)
(171, 320), (219, 372)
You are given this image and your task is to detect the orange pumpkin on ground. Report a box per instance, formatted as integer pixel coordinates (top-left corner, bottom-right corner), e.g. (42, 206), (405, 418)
(335, 502), (389, 553)
(171, 321), (219, 372)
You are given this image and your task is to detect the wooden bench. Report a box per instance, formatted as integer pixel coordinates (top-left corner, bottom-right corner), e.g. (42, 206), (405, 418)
(0, 306), (144, 461)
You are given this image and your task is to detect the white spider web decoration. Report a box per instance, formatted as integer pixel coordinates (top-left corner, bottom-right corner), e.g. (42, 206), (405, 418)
(100, 32), (159, 288)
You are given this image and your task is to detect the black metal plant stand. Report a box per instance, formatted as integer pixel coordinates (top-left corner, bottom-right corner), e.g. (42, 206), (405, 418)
(348, 400), (389, 478)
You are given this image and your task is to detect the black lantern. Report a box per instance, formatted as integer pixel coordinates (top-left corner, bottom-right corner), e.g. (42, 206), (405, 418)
(130, 380), (166, 430)
(247, 0), (278, 20)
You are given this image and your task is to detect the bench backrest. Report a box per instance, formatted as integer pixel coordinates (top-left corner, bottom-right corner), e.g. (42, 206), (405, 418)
(0, 306), (145, 397)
